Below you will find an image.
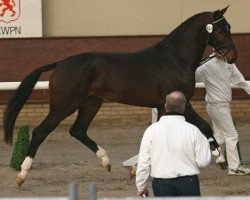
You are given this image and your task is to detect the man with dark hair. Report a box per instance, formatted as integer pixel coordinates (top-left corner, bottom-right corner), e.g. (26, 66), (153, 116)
(136, 91), (211, 197)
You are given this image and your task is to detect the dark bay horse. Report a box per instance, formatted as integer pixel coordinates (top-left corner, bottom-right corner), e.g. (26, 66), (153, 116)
(4, 7), (237, 186)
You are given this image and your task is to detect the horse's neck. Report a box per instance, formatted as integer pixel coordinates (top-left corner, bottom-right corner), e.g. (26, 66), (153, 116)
(159, 13), (212, 70)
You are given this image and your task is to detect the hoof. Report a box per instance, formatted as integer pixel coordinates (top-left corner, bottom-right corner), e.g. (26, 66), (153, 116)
(16, 173), (25, 187)
(212, 149), (220, 157)
(102, 164), (111, 172)
(216, 162), (228, 170)
(130, 166), (136, 179)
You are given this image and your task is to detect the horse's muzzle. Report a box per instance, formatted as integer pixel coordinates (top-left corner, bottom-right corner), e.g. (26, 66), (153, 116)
(223, 48), (237, 64)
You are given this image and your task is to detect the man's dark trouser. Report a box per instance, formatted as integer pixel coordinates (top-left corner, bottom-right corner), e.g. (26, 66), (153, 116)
(152, 175), (200, 197)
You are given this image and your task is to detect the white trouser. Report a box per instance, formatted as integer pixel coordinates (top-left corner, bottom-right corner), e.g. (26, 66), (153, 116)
(206, 103), (240, 169)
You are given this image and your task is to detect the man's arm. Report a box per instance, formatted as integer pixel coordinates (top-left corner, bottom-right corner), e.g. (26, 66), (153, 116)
(195, 130), (211, 168)
(231, 64), (250, 95)
(136, 126), (153, 196)
(195, 65), (207, 83)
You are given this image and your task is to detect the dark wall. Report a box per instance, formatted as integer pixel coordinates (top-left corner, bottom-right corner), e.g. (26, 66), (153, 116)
(0, 34), (249, 102)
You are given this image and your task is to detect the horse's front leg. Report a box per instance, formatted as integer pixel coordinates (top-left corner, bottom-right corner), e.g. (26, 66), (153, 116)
(184, 102), (221, 157)
(95, 146), (111, 172)
(69, 129), (111, 172)
(69, 97), (111, 172)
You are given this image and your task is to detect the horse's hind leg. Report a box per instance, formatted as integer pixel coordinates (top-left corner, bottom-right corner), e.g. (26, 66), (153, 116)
(16, 110), (74, 186)
(69, 96), (111, 171)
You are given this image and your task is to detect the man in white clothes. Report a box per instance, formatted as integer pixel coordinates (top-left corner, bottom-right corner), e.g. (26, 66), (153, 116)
(195, 51), (250, 176)
(136, 91), (211, 197)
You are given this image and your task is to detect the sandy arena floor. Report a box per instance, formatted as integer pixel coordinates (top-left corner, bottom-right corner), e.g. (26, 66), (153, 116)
(0, 123), (249, 199)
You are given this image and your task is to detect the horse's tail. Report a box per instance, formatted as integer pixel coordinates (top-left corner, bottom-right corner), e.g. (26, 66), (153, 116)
(3, 62), (57, 145)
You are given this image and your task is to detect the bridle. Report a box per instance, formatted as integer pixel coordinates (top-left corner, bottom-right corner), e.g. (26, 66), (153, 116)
(200, 17), (235, 65)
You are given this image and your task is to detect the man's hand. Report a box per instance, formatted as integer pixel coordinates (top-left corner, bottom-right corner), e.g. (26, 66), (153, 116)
(137, 189), (149, 197)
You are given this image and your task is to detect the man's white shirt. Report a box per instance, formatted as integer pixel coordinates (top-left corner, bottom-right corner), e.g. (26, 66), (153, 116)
(196, 57), (250, 103)
(136, 115), (211, 192)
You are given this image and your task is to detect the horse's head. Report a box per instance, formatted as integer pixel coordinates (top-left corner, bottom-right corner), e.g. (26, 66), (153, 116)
(206, 6), (237, 63)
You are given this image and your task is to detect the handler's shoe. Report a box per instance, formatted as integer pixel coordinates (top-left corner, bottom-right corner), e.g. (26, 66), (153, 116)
(228, 166), (250, 176)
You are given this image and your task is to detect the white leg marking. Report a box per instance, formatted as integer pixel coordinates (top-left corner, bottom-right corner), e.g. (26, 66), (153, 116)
(215, 147), (226, 162)
(209, 138), (220, 157)
(96, 146), (110, 166)
(19, 156), (33, 179)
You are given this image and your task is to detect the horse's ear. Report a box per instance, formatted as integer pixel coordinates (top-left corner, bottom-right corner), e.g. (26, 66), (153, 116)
(213, 5), (229, 19)
(213, 10), (220, 19)
(220, 5), (229, 15)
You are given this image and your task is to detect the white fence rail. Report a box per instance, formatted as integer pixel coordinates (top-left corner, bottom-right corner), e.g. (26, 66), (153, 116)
(1, 81), (249, 91)
(0, 81), (49, 90)
(0, 82), (208, 91)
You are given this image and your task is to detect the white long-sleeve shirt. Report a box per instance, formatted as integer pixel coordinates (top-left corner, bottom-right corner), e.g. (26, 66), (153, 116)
(196, 57), (250, 103)
(136, 115), (211, 192)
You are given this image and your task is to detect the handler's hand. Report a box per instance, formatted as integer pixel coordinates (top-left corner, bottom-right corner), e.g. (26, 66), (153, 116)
(137, 189), (149, 198)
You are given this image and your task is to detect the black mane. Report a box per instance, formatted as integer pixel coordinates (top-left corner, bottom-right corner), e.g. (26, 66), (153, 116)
(160, 12), (211, 45)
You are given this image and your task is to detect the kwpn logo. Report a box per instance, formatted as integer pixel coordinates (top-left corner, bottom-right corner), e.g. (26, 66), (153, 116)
(0, 0), (20, 23)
